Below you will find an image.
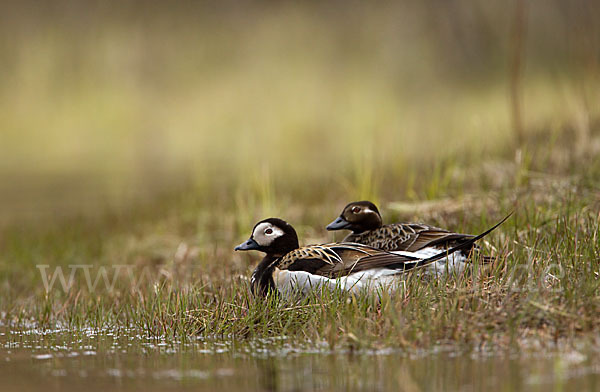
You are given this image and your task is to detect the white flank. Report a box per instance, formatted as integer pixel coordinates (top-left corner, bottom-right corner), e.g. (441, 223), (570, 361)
(273, 268), (401, 297)
(392, 247), (469, 276)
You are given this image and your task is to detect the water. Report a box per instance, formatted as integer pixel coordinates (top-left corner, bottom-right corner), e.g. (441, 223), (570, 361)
(1, 326), (599, 391)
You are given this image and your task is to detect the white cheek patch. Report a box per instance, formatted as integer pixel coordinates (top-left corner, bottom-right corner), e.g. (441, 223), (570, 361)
(363, 207), (376, 214)
(252, 222), (285, 246)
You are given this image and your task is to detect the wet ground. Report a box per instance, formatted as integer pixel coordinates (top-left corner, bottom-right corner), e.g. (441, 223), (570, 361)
(2, 326), (599, 391)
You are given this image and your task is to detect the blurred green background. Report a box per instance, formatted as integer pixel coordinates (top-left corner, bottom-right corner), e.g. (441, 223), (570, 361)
(1, 0), (598, 225)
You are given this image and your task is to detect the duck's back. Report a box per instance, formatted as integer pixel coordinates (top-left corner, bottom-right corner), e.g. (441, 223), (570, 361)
(343, 223), (476, 253)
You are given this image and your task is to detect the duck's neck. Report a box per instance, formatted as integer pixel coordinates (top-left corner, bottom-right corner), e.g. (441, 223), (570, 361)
(360, 216), (383, 233)
(251, 254), (278, 296)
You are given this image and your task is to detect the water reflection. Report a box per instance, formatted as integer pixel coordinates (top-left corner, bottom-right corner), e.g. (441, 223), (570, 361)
(258, 359), (279, 392)
(0, 327), (599, 391)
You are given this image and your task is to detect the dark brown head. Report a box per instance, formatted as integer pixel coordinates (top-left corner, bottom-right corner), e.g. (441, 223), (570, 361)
(326, 201), (383, 234)
(234, 218), (299, 257)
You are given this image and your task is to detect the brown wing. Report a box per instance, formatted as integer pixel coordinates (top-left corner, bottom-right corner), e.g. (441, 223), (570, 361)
(278, 243), (423, 278)
(346, 223), (475, 252)
(402, 223), (476, 251)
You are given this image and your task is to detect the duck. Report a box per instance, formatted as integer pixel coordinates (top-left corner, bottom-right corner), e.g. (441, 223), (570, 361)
(326, 201), (504, 275)
(235, 216), (508, 297)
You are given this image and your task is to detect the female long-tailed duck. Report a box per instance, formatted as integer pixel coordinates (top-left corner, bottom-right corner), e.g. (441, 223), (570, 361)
(326, 201), (508, 275)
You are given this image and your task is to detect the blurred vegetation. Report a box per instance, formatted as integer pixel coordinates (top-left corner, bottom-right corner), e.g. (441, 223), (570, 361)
(0, 0), (598, 225)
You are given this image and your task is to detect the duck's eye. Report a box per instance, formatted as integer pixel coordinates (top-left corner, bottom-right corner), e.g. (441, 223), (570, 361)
(265, 228), (273, 235)
(351, 206), (361, 214)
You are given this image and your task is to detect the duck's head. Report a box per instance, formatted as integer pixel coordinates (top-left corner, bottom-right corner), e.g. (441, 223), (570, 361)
(326, 201), (383, 234)
(234, 218), (299, 257)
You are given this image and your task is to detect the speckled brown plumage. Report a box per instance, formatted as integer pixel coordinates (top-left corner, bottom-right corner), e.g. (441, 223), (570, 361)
(342, 223), (476, 253)
(327, 201), (479, 255)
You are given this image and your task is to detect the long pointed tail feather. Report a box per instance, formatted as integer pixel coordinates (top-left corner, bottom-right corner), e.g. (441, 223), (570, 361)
(398, 211), (513, 272)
